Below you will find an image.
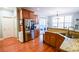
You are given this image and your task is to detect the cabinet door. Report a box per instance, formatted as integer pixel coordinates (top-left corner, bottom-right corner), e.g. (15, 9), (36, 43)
(35, 29), (39, 38)
(34, 30), (38, 38)
(44, 33), (50, 43)
(33, 15), (38, 23)
(22, 9), (29, 19)
(29, 11), (34, 19)
(25, 33), (32, 41)
(49, 33), (56, 47)
(33, 15), (37, 22)
(56, 34), (64, 49)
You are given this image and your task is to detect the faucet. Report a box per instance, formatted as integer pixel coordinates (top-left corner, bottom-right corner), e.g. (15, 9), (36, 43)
(66, 26), (73, 38)
(67, 27), (70, 37)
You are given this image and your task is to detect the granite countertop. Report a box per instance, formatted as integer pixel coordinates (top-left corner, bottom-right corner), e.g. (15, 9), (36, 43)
(48, 28), (79, 33)
(47, 31), (65, 37)
(60, 38), (79, 52)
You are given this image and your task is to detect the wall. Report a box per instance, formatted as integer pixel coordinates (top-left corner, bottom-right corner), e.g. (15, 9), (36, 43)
(48, 16), (53, 28)
(0, 19), (2, 38)
(0, 7), (18, 39)
(72, 12), (79, 30)
(47, 12), (79, 30)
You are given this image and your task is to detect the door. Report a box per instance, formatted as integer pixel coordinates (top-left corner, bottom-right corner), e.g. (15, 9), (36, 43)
(1, 17), (16, 38)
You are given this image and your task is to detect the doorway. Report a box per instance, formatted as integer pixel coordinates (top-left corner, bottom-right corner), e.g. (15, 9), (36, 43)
(39, 17), (48, 43)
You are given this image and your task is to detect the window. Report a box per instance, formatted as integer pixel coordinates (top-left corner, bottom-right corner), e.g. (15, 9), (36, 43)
(58, 16), (64, 28)
(51, 15), (72, 28)
(39, 17), (48, 27)
(64, 16), (72, 28)
(52, 17), (58, 27)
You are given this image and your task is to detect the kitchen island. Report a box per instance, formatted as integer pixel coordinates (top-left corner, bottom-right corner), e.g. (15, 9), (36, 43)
(45, 31), (79, 52)
(43, 31), (65, 49)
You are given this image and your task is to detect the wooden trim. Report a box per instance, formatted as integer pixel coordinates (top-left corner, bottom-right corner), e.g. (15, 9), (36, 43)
(22, 19), (25, 42)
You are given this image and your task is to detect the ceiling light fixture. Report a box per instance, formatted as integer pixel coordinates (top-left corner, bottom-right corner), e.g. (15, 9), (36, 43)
(56, 11), (59, 19)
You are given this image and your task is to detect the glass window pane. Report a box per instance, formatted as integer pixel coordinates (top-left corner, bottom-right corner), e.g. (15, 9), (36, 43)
(52, 17), (58, 27)
(39, 17), (48, 27)
(64, 16), (72, 28)
(58, 22), (63, 28)
(58, 16), (64, 22)
(65, 22), (71, 28)
(65, 16), (72, 22)
(58, 16), (64, 28)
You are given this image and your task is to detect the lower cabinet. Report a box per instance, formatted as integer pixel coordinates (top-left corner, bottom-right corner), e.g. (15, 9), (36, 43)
(44, 34), (50, 43)
(34, 29), (39, 38)
(55, 34), (64, 48)
(25, 29), (39, 42)
(25, 32), (32, 42)
(50, 37), (56, 48)
(43, 32), (64, 49)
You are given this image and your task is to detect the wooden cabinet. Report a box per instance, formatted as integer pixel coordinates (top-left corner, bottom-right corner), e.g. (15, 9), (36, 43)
(44, 32), (50, 43)
(56, 34), (64, 48)
(17, 8), (39, 42)
(50, 33), (56, 47)
(43, 32), (64, 49)
(34, 29), (39, 38)
(17, 8), (38, 23)
(22, 9), (29, 19)
(44, 32), (56, 47)
(32, 15), (37, 22)
(25, 32), (32, 41)
(22, 8), (35, 20)
(29, 11), (34, 19)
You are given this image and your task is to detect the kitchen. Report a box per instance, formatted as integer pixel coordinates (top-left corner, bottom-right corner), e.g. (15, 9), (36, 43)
(0, 7), (79, 52)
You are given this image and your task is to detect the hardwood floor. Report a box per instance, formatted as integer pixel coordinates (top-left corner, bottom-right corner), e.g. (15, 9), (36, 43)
(0, 37), (64, 52)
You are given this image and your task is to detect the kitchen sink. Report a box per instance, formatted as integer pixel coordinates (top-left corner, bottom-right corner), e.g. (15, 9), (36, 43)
(60, 33), (79, 39)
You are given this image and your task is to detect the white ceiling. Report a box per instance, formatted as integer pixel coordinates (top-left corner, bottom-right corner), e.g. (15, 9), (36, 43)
(25, 7), (79, 17)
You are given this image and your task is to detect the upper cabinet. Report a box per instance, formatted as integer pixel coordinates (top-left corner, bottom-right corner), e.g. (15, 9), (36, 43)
(22, 9), (30, 19)
(29, 11), (34, 19)
(17, 8), (38, 23)
(22, 8), (35, 20)
(33, 15), (38, 23)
